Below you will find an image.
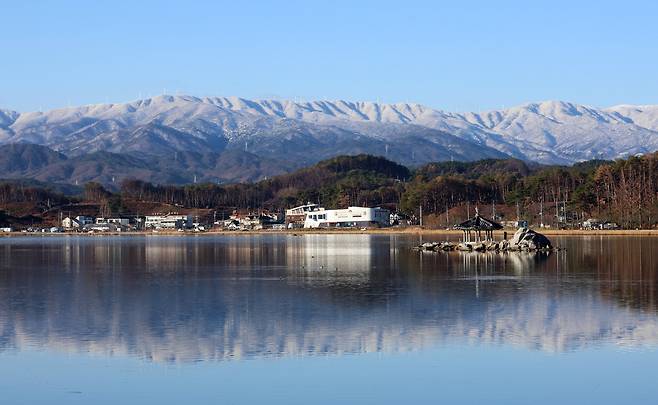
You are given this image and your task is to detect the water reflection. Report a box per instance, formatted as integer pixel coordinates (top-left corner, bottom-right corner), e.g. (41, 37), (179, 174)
(0, 234), (657, 362)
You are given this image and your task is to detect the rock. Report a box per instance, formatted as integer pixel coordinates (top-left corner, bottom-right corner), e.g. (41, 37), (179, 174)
(485, 241), (499, 251)
(439, 242), (455, 251)
(457, 242), (473, 251)
(472, 243), (486, 252)
(509, 227), (552, 250)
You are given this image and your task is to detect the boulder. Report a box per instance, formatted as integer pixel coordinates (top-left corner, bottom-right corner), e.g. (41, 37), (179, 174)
(509, 227), (552, 250)
(485, 241), (499, 251)
(457, 242), (473, 251)
(439, 242), (456, 251)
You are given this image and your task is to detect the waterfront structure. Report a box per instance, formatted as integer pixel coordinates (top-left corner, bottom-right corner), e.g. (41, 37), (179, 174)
(454, 210), (503, 242)
(96, 217), (130, 226)
(303, 207), (390, 228)
(144, 214), (192, 230)
(286, 203), (321, 228)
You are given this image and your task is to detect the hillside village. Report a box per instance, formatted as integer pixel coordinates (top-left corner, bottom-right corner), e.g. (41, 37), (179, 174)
(2, 152), (656, 233)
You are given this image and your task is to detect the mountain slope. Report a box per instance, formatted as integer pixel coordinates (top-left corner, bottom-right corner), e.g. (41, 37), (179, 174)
(204, 97), (658, 164)
(0, 144), (295, 187)
(0, 96), (508, 167)
(0, 143), (68, 173)
(2, 96), (658, 166)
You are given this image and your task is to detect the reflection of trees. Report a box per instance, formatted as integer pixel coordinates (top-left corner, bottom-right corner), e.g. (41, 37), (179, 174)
(556, 236), (658, 313)
(0, 235), (657, 362)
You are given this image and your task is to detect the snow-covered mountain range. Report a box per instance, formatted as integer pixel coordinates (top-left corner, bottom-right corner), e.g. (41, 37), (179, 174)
(2, 95), (658, 167)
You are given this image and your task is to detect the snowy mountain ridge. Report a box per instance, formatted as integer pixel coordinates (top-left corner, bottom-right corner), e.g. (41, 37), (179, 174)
(2, 95), (658, 165)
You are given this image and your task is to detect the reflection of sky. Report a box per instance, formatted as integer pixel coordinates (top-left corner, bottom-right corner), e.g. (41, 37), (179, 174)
(2, 346), (658, 405)
(0, 235), (658, 364)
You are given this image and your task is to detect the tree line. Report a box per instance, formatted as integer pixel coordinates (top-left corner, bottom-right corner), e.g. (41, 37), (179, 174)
(2, 153), (658, 228)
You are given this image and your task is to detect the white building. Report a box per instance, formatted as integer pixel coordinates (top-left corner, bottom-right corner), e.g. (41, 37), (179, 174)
(0, 227), (12, 233)
(145, 214), (192, 230)
(304, 207), (390, 229)
(62, 215), (95, 230)
(62, 217), (81, 229)
(107, 218), (130, 226)
(76, 216), (95, 226)
(286, 203), (321, 228)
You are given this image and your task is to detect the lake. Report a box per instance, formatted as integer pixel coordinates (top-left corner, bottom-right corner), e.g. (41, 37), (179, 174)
(1, 234), (657, 404)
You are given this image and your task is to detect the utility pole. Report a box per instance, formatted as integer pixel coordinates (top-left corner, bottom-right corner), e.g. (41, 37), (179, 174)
(563, 199), (568, 228)
(419, 204), (423, 227)
(539, 198), (544, 228)
(467, 201), (470, 219)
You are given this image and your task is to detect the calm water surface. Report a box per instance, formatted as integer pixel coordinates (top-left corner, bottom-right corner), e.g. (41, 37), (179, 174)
(1, 234), (657, 404)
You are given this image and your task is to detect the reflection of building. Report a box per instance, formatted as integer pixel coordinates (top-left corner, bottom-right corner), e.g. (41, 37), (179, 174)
(1, 235), (658, 363)
(285, 234), (375, 279)
(304, 207), (390, 228)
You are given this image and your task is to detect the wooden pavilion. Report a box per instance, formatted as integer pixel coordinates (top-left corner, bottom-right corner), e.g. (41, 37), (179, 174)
(453, 209), (503, 242)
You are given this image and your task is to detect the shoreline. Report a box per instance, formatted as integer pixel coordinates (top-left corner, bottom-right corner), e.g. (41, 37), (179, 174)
(3, 227), (658, 237)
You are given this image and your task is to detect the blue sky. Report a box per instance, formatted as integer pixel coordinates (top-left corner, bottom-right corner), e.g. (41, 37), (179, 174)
(2, 0), (657, 112)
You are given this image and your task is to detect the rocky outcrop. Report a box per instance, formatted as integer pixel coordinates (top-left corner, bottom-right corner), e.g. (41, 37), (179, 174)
(508, 227), (552, 250)
(413, 228), (554, 253)
(416, 242), (456, 251)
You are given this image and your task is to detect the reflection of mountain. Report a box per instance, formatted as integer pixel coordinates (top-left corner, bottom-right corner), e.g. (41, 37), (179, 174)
(0, 235), (657, 362)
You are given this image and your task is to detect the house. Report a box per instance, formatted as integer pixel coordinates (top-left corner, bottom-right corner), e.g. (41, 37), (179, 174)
(106, 218), (130, 226)
(86, 224), (111, 232)
(76, 216), (95, 226)
(501, 220), (528, 229)
(389, 212), (409, 226)
(221, 219), (241, 231)
(232, 213), (263, 230)
(62, 215), (95, 230)
(303, 207), (390, 228)
(226, 211), (283, 230)
(582, 218), (602, 230)
(0, 227), (12, 233)
(145, 213), (193, 230)
(582, 219), (619, 230)
(62, 217), (81, 229)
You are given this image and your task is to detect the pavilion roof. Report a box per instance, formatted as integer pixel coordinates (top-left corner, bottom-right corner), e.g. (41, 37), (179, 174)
(453, 213), (503, 231)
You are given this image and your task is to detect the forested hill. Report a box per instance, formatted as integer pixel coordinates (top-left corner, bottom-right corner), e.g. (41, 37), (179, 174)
(2, 153), (657, 229)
